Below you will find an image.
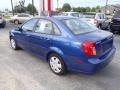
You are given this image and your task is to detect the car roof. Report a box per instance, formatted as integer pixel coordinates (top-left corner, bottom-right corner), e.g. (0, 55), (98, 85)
(34, 16), (77, 21)
(62, 12), (79, 14)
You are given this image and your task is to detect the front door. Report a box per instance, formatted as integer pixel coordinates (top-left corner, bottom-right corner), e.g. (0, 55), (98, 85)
(29, 19), (54, 58)
(15, 18), (39, 50)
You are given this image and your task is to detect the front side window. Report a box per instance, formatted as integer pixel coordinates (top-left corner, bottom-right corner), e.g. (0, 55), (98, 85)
(113, 11), (120, 18)
(35, 19), (53, 35)
(63, 19), (97, 35)
(22, 18), (38, 32)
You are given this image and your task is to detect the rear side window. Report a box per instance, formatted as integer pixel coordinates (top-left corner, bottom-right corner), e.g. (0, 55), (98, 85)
(35, 19), (53, 35)
(113, 11), (120, 18)
(53, 24), (61, 35)
(35, 19), (61, 35)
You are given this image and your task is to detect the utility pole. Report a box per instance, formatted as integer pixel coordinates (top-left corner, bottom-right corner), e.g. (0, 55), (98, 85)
(48, 0), (51, 16)
(11, 0), (14, 16)
(57, 0), (59, 9)
(105, 0), (108, 14)
(32, 0), (34, 16)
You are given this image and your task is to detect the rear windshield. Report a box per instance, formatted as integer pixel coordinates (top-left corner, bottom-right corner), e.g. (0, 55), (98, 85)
(97, 14), (106, 19)
(63, 19), (97, 35)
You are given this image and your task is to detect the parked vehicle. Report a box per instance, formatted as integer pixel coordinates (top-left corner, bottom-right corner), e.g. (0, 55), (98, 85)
(59, 12), (82, 18)
(0, 14), (6, 28)
(9, 16), (115, 75)
(10, 13), (33, 25)
(82, 13), (110, 29)
(110, 10), (120, 33)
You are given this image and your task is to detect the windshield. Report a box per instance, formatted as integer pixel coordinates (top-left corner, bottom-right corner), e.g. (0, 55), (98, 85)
(63, 19), (97, 35)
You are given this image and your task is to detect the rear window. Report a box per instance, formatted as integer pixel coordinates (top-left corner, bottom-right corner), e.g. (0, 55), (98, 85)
(18, 14), (29, 17)
(82, 13), (95, 19)
(63, 19), (97, 35)
(59, 13), (68, 16)
(113, 11), (120, 18)
(97, 14), (106, 19)
(70, 13), (79, 17)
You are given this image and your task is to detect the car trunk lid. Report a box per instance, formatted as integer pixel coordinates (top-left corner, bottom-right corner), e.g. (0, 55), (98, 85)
(76, 30), (113, 57)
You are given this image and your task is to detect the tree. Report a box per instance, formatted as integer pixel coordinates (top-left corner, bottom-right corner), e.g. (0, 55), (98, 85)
(26, 3), (37, 15)
(96, 6), (101, 12)
(14, 0), (26, 13)
(86, 7), (91, 12)
(91, 7), (96, 12)
(62, 3), (71, 12)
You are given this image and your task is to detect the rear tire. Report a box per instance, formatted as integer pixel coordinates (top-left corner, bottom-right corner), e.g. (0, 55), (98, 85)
(48, 53), (66, 75)
(98, 24), (102, 29)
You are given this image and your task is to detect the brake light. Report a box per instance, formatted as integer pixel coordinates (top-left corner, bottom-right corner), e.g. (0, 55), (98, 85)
(82, 40), (96, 56)
(94, 19), (97, 24)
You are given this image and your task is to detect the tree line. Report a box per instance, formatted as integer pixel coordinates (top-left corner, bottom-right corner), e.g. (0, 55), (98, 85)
(14, 0), (37, 15)
(58, 3), (101, 13)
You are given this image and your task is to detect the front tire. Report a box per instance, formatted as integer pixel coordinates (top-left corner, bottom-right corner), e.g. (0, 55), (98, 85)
(10, 38), (19, 50)
(48, 53), (66, 75)
(14, 20), (19, 25)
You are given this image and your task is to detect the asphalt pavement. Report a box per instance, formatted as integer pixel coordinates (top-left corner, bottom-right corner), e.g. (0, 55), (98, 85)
(0, 22), (120, 90)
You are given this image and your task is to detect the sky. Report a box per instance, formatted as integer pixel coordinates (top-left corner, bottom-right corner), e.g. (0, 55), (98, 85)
(0, 0), (120, 11)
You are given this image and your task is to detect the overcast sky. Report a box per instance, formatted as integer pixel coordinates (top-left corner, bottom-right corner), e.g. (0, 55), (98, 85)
(0, 0), (120, 11)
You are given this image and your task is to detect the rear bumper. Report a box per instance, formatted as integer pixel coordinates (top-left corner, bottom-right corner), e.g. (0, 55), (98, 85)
(68, 47), (116, 74)
(110, 24), (120, 31)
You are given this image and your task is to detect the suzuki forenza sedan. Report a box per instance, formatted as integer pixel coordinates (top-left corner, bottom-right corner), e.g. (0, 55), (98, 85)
(9, 16), (116, 75)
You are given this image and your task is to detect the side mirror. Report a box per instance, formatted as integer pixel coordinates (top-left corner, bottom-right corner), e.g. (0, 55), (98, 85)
(15, 27), (22, 32)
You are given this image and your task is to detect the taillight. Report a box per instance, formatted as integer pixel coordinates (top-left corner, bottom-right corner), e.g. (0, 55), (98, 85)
(94, 19), (97, 24)
(0, 16), (2, 19)
(82, 40), (96, 57)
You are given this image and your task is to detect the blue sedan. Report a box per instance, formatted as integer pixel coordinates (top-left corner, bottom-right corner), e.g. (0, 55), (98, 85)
(9, 16), (116, 75)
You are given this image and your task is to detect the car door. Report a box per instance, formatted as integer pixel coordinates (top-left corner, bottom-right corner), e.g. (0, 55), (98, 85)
(15, 18), (39, 51)
(28, 19), (55, 58)
(112, 11), (120, 28)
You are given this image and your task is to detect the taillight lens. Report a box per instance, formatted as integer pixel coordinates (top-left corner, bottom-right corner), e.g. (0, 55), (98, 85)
(82, 40), (96, 57)
(94, 19), (97, 24)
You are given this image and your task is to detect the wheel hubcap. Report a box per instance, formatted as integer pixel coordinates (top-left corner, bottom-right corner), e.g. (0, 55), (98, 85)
(11, 39), (16, 49)
(50, 56), (62, 73)
(15, 21), (18, 24)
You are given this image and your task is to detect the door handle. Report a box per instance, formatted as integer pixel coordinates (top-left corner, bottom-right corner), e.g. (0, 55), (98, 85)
(26, 34), (31, 37)
(44, 38), (50, 41)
